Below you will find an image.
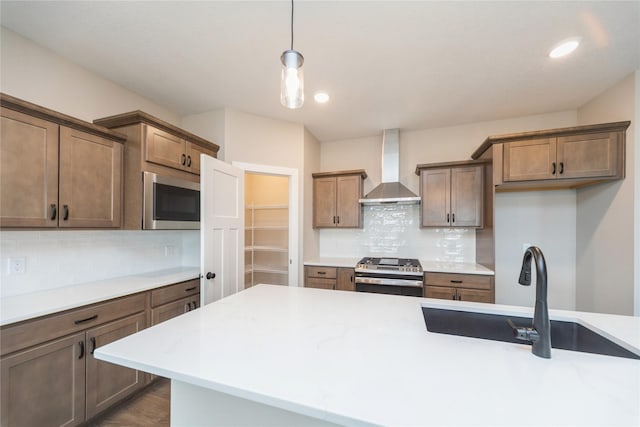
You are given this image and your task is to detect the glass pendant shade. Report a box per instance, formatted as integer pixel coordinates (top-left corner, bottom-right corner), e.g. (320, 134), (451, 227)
(280, 50), (304, 109)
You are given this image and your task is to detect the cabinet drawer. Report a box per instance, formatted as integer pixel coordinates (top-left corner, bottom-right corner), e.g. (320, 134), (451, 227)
(424, 273), (493, 290)
(151, 279), (200, 307)
(152, 295), (200, 325)
(306, 266), (337, 279)
(306, 278), (336, 290)
(1, 293), (146, 357)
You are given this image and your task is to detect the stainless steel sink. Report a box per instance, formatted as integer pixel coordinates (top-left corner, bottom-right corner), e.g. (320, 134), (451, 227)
(422, 307), (640, 359)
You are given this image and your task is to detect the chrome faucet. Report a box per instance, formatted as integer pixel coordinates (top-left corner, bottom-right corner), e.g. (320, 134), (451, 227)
(507, 246), (551, 358)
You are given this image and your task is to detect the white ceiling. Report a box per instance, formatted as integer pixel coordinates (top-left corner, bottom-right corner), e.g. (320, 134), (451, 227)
(1, 1), (639, 142)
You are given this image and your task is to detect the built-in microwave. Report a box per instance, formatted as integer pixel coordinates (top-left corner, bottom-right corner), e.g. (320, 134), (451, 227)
(143, 171), (200, 230)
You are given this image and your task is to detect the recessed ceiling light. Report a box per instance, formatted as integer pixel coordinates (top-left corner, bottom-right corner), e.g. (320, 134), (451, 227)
(314, 91), (330, 103)
(549, 38), (581, 58)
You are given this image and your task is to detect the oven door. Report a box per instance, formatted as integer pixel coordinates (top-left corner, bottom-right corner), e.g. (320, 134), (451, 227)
(355, 274), (423, 297)
(143, 172), (200, 230)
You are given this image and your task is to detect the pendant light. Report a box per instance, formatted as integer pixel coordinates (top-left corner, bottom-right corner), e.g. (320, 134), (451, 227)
(280, 0), (304, 109)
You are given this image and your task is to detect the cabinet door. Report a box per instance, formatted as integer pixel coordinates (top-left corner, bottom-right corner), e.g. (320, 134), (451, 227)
(336, 175), (363, 228)
(1, 332), (86, 427)
(185, 142), (216, 175)
(144, 125), (186, 171)
(0, 108), (59, 228)
(450, 166), (483, 227)
(313, 177), (337, 228)
(557, 132), (620, 179)
(305, 278), (336, 290)
(85, 313), (146, 419)
(457, 288), (494, 303)
(336, 268), (355, 291)
(152, 295), (199, 325)
(424, 285), (456, 300)
(503, 138), (556, 182)
(59, 126), (123, 228)
(421, 168), (451, 227)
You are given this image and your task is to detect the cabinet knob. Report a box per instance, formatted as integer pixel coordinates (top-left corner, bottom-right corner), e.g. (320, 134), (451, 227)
(206, 272), (216, 280)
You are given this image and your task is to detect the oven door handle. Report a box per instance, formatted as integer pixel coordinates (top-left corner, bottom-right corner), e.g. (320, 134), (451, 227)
(355, 276), (423, 288)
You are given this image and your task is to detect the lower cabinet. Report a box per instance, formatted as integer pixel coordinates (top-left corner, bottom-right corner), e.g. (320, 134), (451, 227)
(304, 266), (355, 291)
(150, 279), (200, 325)
(424, 272), (494, 303)
(0, 294), (147, 427)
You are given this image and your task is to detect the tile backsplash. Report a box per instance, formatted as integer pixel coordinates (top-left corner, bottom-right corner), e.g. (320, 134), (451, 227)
(0, 230), (200, 297)
(319, 204), (475, 261)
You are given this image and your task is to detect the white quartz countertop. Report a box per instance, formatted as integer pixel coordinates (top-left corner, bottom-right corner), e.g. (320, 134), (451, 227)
(0, 267), (200, 326)
(304, 257), (494, 275)
(95, 284), (639, 426)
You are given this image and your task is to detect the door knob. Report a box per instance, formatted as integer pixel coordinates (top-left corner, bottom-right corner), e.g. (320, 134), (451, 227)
(206, 272), (216, 280)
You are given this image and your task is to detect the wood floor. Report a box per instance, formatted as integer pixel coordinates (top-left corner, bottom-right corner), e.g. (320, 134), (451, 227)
(87, 378), (171, 427)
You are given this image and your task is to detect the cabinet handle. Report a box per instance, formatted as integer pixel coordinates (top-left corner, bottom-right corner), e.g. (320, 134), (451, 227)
(187, 155), (192, 167)
(336, 216), (340, 224)
(452, 293), (456, 300)
(186, 303), (190, 312)
(559, 162), (564, 174)
(317, 271), (326, 275)
(452, 213), (455, 223)
(50, 204), (57, 220)
(90, 337), (96, 355)
(552, 162), (556, 175)
(446, 213), (450, 223)
(333, 216), (336, 224)
(450, 280), (463, 284)
(181, 153), (187, 166)
(185, 286), (197, 292)
(350, 274), (353, 283)
(74, 314), (98, 325)
(191, 301), (197, 310)
(63, 205), (69, 221)
(78, 341), (85, 359)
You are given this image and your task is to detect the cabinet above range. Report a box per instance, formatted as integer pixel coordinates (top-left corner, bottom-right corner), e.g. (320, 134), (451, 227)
(312, 169), (367, 228)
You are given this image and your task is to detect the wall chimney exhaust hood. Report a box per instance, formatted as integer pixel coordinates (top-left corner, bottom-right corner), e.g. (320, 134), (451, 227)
(359, 129), (421, 205)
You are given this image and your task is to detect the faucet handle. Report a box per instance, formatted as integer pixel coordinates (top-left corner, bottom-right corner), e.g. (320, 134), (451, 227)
(506, 319), (539, 342)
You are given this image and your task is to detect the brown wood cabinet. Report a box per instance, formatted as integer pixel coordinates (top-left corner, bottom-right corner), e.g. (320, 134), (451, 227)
(93, 111), (219, 229)
(470, 121), (630, 191)
(424, 272), (494, 303)
(416, 162), (483, 228)
(304, 266), (355, 291)
(0, 94), (125, 229)
(0, 293), (147, 427)
(150, 279), (200, 325)
(312, 170), (367, 228)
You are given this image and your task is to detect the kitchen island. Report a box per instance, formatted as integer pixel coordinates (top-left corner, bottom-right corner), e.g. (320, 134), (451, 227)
(95, 284), (640, 426)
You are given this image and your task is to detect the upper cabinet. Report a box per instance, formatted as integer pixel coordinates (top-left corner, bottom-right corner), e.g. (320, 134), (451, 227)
(94, 110), (219, 176)
(416, 161), (484, 228)
(312, 170), (367, 228)
(0, 94), (125, 229)
(472, 121), (629, 191)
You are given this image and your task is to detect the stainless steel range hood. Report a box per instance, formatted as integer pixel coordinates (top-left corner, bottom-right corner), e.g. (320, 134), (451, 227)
(359, 129), (421, 205)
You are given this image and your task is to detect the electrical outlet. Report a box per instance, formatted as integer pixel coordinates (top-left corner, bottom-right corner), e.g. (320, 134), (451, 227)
(164, 245), (175, 257)
(8, 257), (26, 275)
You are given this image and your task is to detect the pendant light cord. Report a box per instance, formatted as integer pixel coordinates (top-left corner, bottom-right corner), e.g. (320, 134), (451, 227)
(290, 0), (294, 50)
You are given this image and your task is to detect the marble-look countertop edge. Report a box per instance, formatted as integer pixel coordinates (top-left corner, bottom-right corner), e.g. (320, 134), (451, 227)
(0, 267), (200, 326)
(304, 258), (494, 275)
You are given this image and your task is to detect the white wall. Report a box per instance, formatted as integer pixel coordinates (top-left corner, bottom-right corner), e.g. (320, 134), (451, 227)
(0, 27), (181, 125)
(494, 191), (576, 310)
(319, 112), (578, 276)
(575, 72), (637, 315)
(181, 109), (227, 161)
(0, 230), (199, 297)
(303, 128), (321, 262)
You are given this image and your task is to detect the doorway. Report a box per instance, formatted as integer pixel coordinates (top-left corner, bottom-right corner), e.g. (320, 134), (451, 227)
(232, 162), (299, 287)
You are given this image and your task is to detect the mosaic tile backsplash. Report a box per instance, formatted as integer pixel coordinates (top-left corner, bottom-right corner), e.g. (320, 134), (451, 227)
(0, 230), (199, 297)
(319, 204), (475, 261)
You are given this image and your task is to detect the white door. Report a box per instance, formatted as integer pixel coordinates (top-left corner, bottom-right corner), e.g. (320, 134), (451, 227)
(201, 155), (244, 305)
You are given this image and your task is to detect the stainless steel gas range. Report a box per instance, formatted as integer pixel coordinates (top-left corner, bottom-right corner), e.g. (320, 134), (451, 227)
(354, 257), (423, 297)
